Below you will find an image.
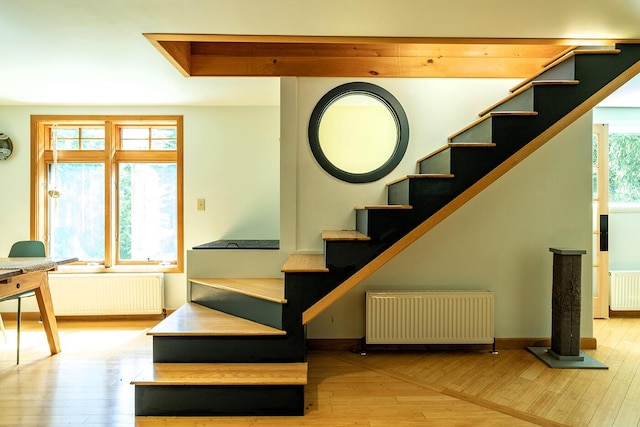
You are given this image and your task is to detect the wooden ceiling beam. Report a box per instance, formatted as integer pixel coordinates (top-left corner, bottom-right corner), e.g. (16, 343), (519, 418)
(144, 34), (625, 78)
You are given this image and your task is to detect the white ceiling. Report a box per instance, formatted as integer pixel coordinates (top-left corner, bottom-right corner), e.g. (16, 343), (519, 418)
(0, 0), (638, 107)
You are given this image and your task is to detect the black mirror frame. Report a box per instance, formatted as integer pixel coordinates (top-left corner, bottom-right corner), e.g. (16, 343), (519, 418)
(308, 82), (409, 183)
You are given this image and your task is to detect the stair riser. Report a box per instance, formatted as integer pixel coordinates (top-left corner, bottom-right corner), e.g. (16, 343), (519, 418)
(135, 385), (304, 416)
(152, 334), (306, 363)
(324, 240), (389, 270)
(356, 208), (421, 242)
(418, 148), (450, 174)
(190, 283), (283, 329)
(419, 146), (497, 179)
(535, 55), (576, 81)
(489, 87), (534, 113)
(450, 117), (492, 143)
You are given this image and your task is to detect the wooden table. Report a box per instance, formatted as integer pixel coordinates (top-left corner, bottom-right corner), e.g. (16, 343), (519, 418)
(0, 257), (77, 355)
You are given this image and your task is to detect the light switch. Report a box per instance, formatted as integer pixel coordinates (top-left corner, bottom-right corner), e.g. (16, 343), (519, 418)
(197, 198), (205, 211)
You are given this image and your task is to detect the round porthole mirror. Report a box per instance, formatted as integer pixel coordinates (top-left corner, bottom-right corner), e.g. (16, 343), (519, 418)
(308, 82), (409, 183)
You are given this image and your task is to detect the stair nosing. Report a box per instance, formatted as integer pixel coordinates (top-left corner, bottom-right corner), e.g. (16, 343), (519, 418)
(322, 230), (371, 241)
(416, 143), (495, 164)
(354, 204), (413, 210)
(386, 174), (454, 186)
(281, 253), (329, 273)
(131, 362), (308, 386)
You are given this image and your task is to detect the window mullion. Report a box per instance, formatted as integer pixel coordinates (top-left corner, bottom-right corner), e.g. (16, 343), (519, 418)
(104, 121), (115, 268)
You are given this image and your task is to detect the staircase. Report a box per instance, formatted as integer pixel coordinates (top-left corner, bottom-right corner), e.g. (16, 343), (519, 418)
(132, 43), (640, 417)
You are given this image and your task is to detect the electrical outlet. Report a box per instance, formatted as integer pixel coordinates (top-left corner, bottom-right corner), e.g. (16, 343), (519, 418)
(197, 198), (205, 211)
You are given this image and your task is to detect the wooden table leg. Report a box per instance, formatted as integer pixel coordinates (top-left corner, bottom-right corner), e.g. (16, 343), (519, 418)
(33, 271), (61, 354)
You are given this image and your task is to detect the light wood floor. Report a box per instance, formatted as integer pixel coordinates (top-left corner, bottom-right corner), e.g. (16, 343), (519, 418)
(0, 317), (639, 426)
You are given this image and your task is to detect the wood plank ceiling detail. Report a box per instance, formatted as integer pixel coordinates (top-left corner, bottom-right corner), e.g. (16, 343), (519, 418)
(144, 34), (621, 79)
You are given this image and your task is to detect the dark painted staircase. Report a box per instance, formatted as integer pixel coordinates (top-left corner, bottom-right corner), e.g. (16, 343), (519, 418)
(132, 43), (640, 417)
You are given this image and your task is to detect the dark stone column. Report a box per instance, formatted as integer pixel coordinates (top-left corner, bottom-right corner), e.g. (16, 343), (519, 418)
(549, 248), (586, 360)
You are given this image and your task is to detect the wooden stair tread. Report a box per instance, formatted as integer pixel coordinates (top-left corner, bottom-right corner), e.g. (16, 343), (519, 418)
(281, 253), (328, 273)
(354, 204), (412, 210)
(386, 174), (454, 186)
(148, 302), (286, 337)
(416, 143), (495, 164)
(510, 79), (580, 94)
(189, 277), (286, 304)
(132, 362), (308, 386)
(322, 230), (371, 241)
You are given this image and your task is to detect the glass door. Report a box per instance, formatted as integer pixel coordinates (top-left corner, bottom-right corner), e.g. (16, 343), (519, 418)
(593, 123), (609, 319)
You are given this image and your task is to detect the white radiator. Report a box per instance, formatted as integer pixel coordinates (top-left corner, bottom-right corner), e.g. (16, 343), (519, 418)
(48, 273), (164, 316)
(610, 271), (640, 310)
(366, 290), (494, 344)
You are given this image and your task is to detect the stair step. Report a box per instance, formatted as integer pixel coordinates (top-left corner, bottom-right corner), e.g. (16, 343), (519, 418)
(416, 143), (495, 165)
(509, 79), (580, 94)
(355, 204), (413, 210)
(448, 111), (537, 142)
(386, 174), (454, 186)
(281, 253), (329, 273)
(189, 277), (286, 304)
(511, 47), (620, 93)
(322, 230), (371, 241)
(132, 362), (308, 386)
(148, 302), (286, 337)
(132, 362), (306, 416)
(479, 80), (579, 117)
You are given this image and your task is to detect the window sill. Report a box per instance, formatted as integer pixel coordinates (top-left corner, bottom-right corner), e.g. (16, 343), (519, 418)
(51, 264), (182, 275)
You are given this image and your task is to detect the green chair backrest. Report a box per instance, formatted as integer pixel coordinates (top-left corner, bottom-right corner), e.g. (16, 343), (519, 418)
(8, 240), (46, 257)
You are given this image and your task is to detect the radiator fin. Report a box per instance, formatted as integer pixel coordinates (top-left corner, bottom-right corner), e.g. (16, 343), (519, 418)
(48, 273), (164, 315)
(610, 271), (640, 310)
(366, 291), (494, 344)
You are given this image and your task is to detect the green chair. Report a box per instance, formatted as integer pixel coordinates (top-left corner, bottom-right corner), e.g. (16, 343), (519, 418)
(0, 240), (46, 364)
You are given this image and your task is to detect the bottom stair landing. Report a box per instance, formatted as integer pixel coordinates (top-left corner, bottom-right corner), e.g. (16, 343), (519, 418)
(132, 302), (307, 416)
(132, 362), (307, 416)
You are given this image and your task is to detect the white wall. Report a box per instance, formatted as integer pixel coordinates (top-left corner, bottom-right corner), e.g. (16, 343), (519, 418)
(0, 80), (594, 341)
(287, 78), (593, 339)
(0, 105), (280, 311)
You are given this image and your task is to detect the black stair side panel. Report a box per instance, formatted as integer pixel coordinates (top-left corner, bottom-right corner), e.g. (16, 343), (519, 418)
(135, 385), (305, 416)
(190, 283), (283, 329)
(284, 271), (353, 315)
(447, 146), (501, 182)
(355, 209), (421, 241)
(324, 239), (389, 270)
(152, 333), (306, 363)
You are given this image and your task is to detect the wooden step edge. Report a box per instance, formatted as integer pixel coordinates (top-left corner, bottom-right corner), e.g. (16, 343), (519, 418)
(131, 362), (308, 386)
(511, 79), (580, 93)
(321, 230), (371, 241)
(354, 204), (413, 210)
(540, 45), (578, 69)
(386, 174), (454, 186)
(448, 142), (496, 148)
(147, 302), (286, 337)
(480, 111), (538, 118)
(507, 79), (580, 98)
(189, 277), (286, 304)
(281, 253), (328, 273)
